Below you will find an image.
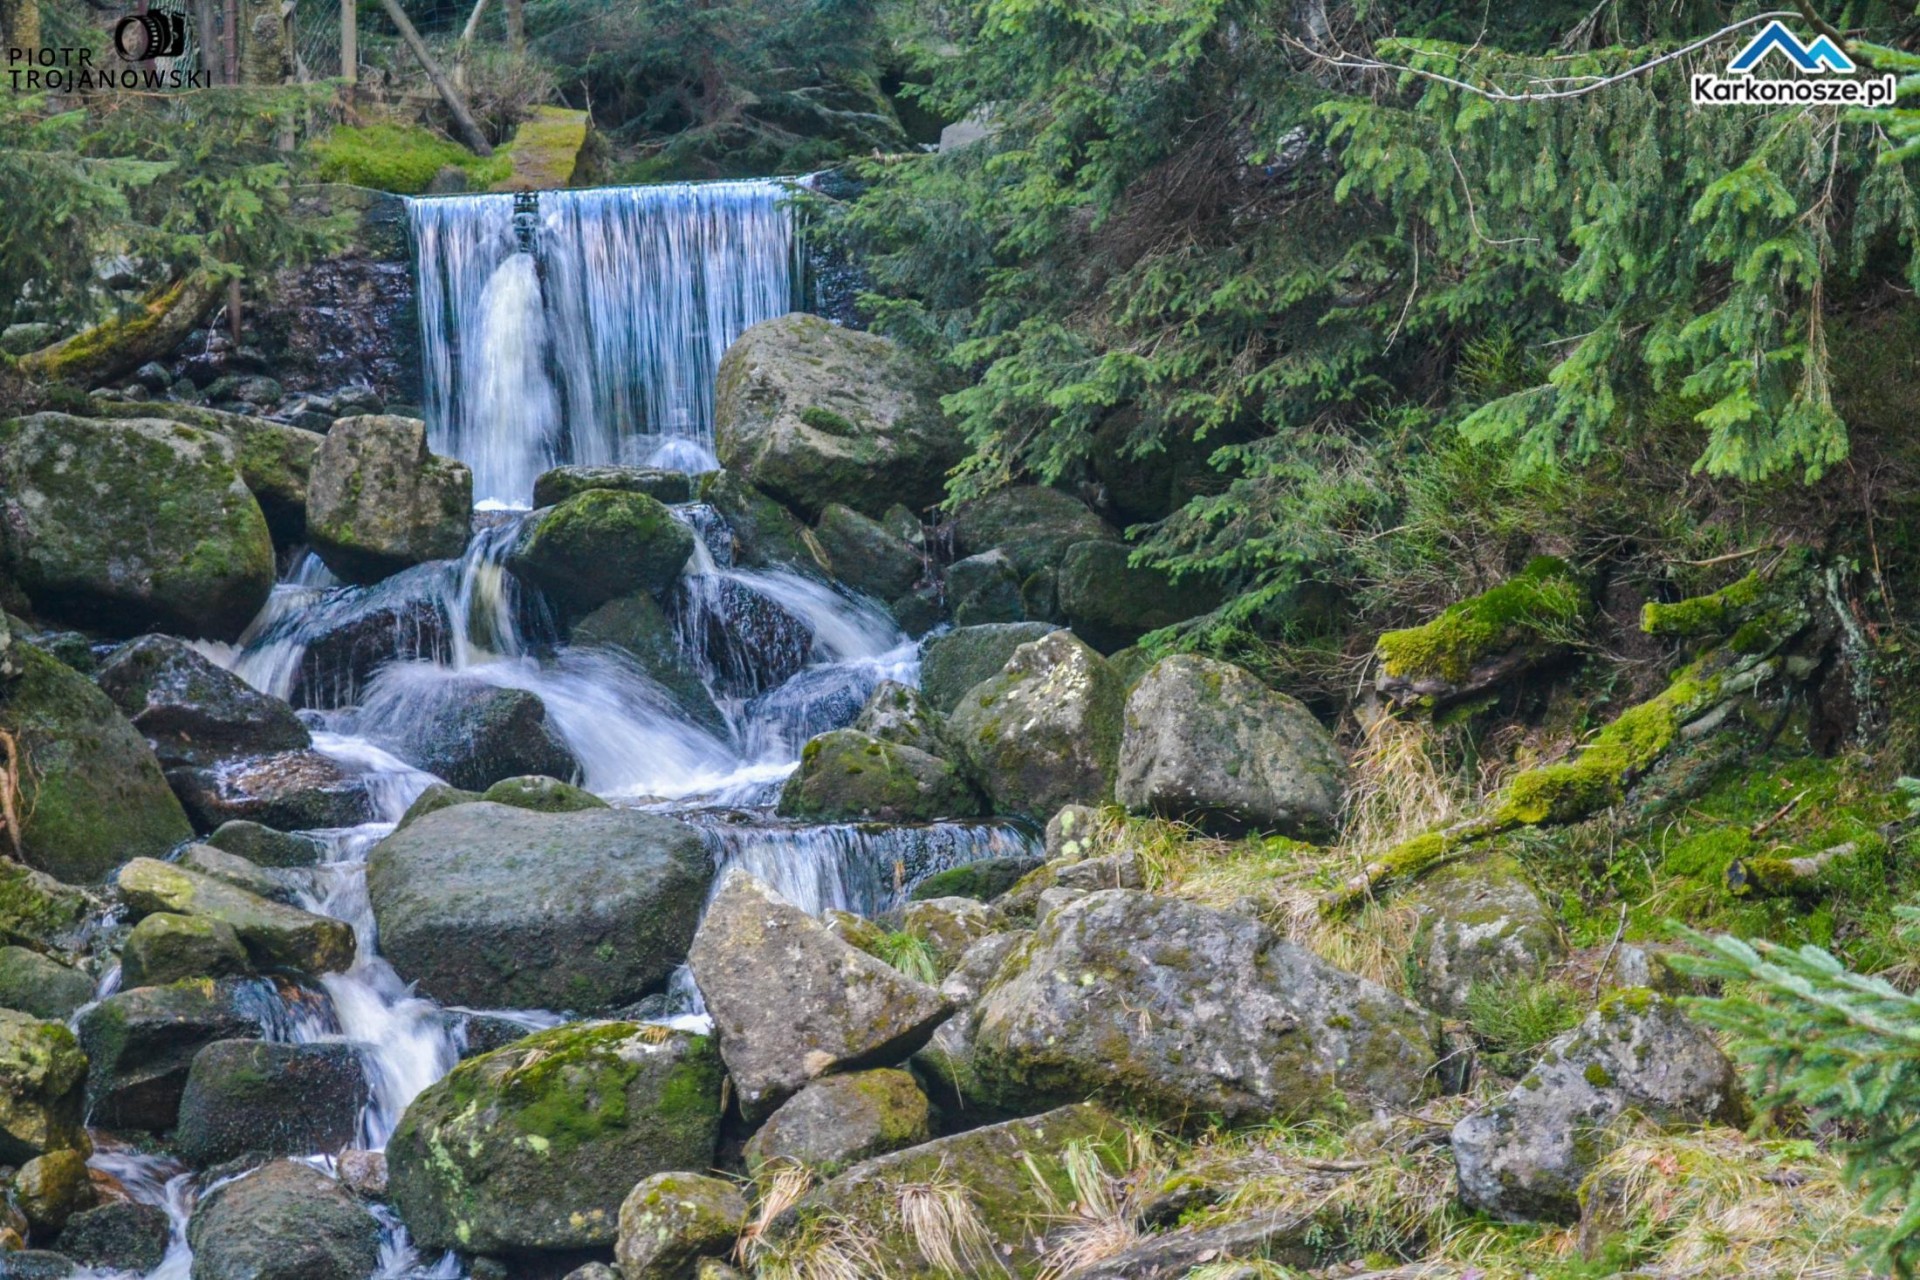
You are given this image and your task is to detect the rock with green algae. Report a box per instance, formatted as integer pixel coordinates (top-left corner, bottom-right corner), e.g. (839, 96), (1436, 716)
(509, 489), (696, 618)
(14, 1146), (93, 1233)
(698, 470), (834, 579)
(918, 621), (1056, 713)
(91, 400), (323, 546)
(971, 890), (1438, 1124)
(58, 1200), (171, 1273)
(909, 929), (1032, 1116)
(1115, 654), (1346, 839)
(3, 642), (196, 884)
(177, 843), (302, 903)
(776, 729), (987, 824)
(0, 859), (91, 952)
(394, 782), (482, 830)
(74, 978), (265, 1131)
(686, 870), (953, 1122)
(1057, 540), (1223, 653)
(852, 679), (949, 757)
(206, 820), (324, 868)
(1451, 990), (1747, 1224)
(173, 1039), (367, 1167)
(119, 911), (251, 988)
(480, 774), (607, 813)
(948, 629), (1127, 822)
(116, 857), (354, 976)
(950, 486), (1119, 585)
(714, 313), (962, 520)
(572, 592), (728, 735)
(774, 1104), (1125, 1279)
(1640, 570), (1767, 638)
(742, 1068), (931, 1177)
(533, 464), (693, 508)
(0, 946), (93, 1020)
(186, 1159), (380, 1280)
(306, 414), (472, 585)
(1374, 556), (1588, 711)
(386, 1022), (724, 1255)
(899, 896), (998, 974)
(1402, 855), (1564, 1017)
(946, 550), (1026, 626)
(613, 1172), (748, 1280)
(906, 855), (1040, 904)
(0, 1008), (89, 1164)
(0, 412), (275, 641)
(812, 503), (923, 602)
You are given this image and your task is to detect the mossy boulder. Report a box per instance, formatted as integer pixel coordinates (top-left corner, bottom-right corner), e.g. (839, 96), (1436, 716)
(117, 857), (354, 976)
(57, 1200), (171, 1273)
(919, 622), (1057, 714)
(950, 486), (1119, 584)
(971, 890), (1438, 1124)
(511, 490), (695, 619)
(779, 1104), (1124, 1279)
(533, 464), (693, 508)
(742, 1068), (931, 1177)
(1374, 557), (1588, 711)
(698, 470), (833, 578)
(0, 947), (93, 1021)
(168, 748), (374, 833)
(1115, 654), (1346, 839)
(306, 414), (472, 584)
(74, 977), (265, 1131)
(851, 679), (949, 757)
(395, 782), (482, 830)
(0, 643), (193, 883)
(94, 634), (310, 769)
(906, 855), (1041, 904)
(120, 912), (251, 988)
(613, 1172), (748, 1280)
(92, 400), (324, 546)
(1402, 856), (1564, 1017)
(1451, 991), (1747, 1223)
(0, 861), (91, 951)
(177, 843), (301, 903)
(687, 870), (954, 1121)
(572, 592), (728, 735)
(948, 630), (1126, 821)
(777, 729), (987, 823)
(0, 1010), (89, 1164)
(812, 503), (922, 602)
(13, 1148), (93, 1234)
(387, 1022), (725, 1255)
(360, 676), (578, 791)
(1057, 540), (1222, 653)
(0, 412), (274, 640)
(900, 897), (999, 974)
(367, 803), (712, 1013)
(205, 821), (324, 868)
(174, 1039), (367, 1167)
(946, 550), (1026, 626)
(185, 1159), (381, 1280)
(714, 313), (962, 520)
(480, 774), (608, 813)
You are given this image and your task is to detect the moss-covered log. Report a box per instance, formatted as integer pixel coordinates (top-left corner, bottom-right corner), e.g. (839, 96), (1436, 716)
(1374, 557), (1589, 712)
(1726, 839), (1865, 897)
(19, 273), (221, 389)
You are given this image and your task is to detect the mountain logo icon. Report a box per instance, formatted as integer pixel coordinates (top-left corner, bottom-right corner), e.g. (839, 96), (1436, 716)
(1725, 20), (1856, 74)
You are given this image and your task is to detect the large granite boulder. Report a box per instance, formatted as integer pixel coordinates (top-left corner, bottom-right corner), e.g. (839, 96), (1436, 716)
(75, 978), (266, 1131)
(1057, 540), (1222, 652)
(367, 803), (712, 1012)
(533, 464), (692, 508)
(971, 890), (1438, 1123)
(812, 504), (922, 602)
(1403, 856), (1565, 1017)
(387, 1023), (724, 1255)
(174, 1039), (367, 1166)
(918, 622), (1057, 713)
(851, 679), (949, 757)
(306, 414), (472, 584)
(116, 857), (354, 975)
(93, 401), (324, 547)
(742, 1068), (931, 1177)
(0, 643), (193, 882)
(776, 729), (986, 823)
(168, 749), (374, 833)
(94, 634), (310, 768)
(687, 870), (953, 1121)
(186, 1160), (381, 1280)
(948, 630), (1126, 821)
(509, 490), (695, 618)
(120, 911), (252, 987)
(1115, 654), (1346, 839)
(614, 1173), (749, 1280)
(714, 314), (962, 519)
(0, 1010), (88, 1164)
(357, 674), (577, 791)
(0, 947), (94, 1020)
(1452, 991), (1746, 1223)
(0, 413), (274, 640)
(275, 563), (455, 709)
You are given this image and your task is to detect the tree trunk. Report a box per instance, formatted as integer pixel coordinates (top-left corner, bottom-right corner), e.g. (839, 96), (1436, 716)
(20, 273), (224, 389)
(375, 0), (492, 155)
(454, 0), (490, 90)
(1, 0), (42, 52)
(504, 0), (523, 51)
(339, 0), (355, 84)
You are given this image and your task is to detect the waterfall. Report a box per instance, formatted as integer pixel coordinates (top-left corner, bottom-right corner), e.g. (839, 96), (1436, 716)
(409, 181), (801, 506)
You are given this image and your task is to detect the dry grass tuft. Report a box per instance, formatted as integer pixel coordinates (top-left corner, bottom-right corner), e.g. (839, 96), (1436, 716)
(896, 1172), (1003, 1277)
(1032, 1132), (1159, 1279)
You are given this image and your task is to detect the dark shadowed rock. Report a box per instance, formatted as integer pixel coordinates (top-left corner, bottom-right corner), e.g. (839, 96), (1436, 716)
(359, 676), (577, 791)
(813, 504), (922, 601)
(174, 1039), (367, 1166)
(169, 749), (374, 833)
(206, 820), (325, 868)
(58, 1200), (171, 1273)
(95, 635), (310, 768)
(950, 485), (1118, 582)
(946, 549), (1025, 626)
(677, 575), (814, 699)
(1058, 540), (1223, 653)
(572, 592), (728, 735)
(74, 979), (267, 1131)
(0, 948), (94, 1021)
(697, 470), (832, 578)
(306, 414), (471, 584)
(186, 1160), (381, 1280)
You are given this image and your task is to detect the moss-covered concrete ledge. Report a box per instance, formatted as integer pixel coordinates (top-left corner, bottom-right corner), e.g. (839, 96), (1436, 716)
(1374, 556), (1590, 713)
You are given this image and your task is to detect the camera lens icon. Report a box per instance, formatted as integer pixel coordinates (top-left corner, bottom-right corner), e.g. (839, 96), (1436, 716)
(114, 10), (190, 60)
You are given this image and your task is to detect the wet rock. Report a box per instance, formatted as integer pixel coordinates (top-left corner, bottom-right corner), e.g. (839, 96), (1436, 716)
(306, 414), (472, 584)
(951, 486), (1119, 584)
(948, 630), (1126, 821)
(368, 803), (712, 1012)
(901, 897), (998, 973)
(946, 550), (1025, 626)
(14, 1148), (94, 1233)
(394, 782), (480, 830)
(335, 1149), (387, 1199)
(480, 775), (607, 813)
(0, 1010), (88, 1164)
(281, 566), (454, 709)
(533, 464), (694, 508)
(572, 592), (728, 735)
(777, 729), (986, 824)
(714, 313), (961, 519)
(121, 912), (252, 988)
(677, 575), (815, 699)
(510, 490), (695, 617)
(1402, 856), (1564, 1017)
(0, 412), (274, 640)
(784, 1103), (1123, 1278)
(95, 635), (310, 769)
(972, 890), (1438, 1123)
(0, 948), (94, 1021)
(362, 677), (577, 791)
(0, 1250), (77, 1277)
(852, 680), (947, 757)
(1115, 655), (1345, 839)
(175, 1039), (368, 1166)
(0, 644), (194, 883)
(206, 820), (325, 868)
(613, 1172), (748, 1280)
(688, 870), (953, 1121)
(176, 844), (302, 904)
(742, 1068), (931, 1177)
(388, 1023), (724, 1255)
(90, 401), (324, 546)
(56, 1201), (170, 1273)
(186, 1159), (381, 1280)
(697, 470), (832, 578)
(1058, 540), (1222, 653)
(0, 863), (90, 953)
(812, 504), (922, 601)
(75, 978), (266, 1131)
(906, 856), (1040, 903)
(117, 858), (354, 976)
(1451, 991), (1747, 1223)
(168, 749), (374, 833)
(918, 622), (1057, 714)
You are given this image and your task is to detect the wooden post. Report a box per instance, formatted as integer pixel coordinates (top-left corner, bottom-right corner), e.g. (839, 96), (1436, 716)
(376, 0), (492, 155)
(339, 0), (354, 84)
(193, 0), (217, 78)
(503, 0), (522, 51)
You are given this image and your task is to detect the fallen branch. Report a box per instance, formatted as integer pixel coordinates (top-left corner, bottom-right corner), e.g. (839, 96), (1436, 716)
(376, 0), (493, 156)
(1727, 840), (1860, 897)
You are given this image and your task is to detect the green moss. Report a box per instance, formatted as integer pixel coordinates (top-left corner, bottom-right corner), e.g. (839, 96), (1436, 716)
(1375, 557), (1587, 684)
(799, 405), (857, 434)
(1640, 571), (1764, 638)
(1584, 1062), (1615, 1088)
(1496, 681), (1696, 827)
(309, 124), (510, 195)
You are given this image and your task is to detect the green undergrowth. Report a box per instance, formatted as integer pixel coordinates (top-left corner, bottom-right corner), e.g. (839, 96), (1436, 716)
(310, 123), (512, 195)
(1462, 974), (1587, 1078)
